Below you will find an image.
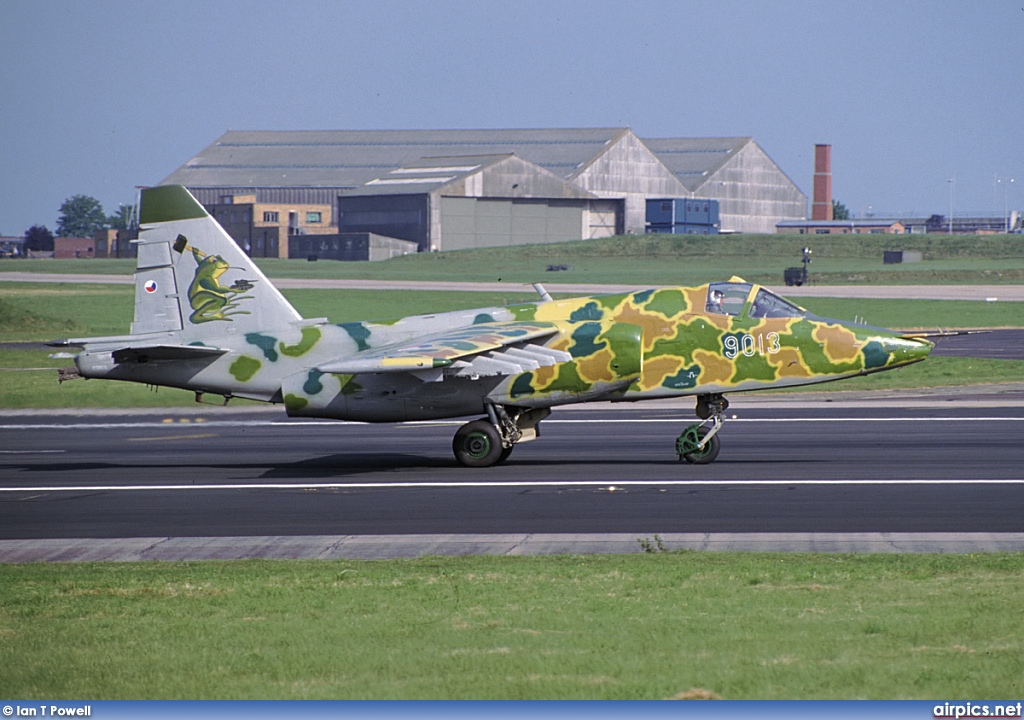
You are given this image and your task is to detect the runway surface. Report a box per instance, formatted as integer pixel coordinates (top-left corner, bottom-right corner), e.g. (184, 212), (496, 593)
(2, 394), (1023, 559)
(3, 275), (1020, 559)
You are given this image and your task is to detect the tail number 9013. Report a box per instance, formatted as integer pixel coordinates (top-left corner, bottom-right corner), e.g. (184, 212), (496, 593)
(723, 332), (781, 359)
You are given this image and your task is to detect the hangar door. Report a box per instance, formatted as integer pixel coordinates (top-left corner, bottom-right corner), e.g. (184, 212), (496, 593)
(587, 199), (623, 238)
(440, 197), (586, 251)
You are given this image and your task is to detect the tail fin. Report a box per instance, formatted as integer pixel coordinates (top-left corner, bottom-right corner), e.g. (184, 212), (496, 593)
(131, 185), (302, 337)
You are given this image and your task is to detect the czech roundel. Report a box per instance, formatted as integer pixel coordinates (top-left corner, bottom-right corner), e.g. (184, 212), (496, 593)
(144, 280), (158, 294)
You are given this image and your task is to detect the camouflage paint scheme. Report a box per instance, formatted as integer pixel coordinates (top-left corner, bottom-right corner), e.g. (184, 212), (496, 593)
(75, 275), (931, 422)
(276, 281), (931, 421)
(62, 186), (931, 438)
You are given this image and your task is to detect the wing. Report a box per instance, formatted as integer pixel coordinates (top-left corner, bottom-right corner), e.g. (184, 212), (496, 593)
(316, 321), (570, 381)
(48, 336), (227, 365)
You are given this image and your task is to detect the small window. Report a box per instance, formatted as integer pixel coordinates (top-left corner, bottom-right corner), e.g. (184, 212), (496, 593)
(263, 211), (279, 223)
(750, 288), (806, 319)
(706, 282), (752, 316)
(661, 202), (672, 213)
(305, 211), (322, 223)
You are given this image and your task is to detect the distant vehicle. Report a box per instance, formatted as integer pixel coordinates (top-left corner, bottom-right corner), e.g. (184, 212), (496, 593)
(783, 266), (807, 286)
(52, 186), (933, 466)
(784, 246), (813, 286)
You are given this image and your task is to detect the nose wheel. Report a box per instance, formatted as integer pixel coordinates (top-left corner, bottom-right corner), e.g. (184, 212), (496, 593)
(676, 422), (721, 464)
(676, 394), (728, 464)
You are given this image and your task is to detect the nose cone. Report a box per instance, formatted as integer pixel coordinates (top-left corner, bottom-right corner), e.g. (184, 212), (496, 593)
(865, 333), (934, 371)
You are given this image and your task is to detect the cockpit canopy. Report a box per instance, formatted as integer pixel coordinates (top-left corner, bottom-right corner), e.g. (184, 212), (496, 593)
(705, 282), (806, 319)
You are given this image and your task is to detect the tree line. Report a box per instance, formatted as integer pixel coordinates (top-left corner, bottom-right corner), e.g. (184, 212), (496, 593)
(22, 195), (135, 252)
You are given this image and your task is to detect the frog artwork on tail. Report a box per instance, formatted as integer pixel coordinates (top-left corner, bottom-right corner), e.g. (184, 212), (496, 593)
(187, 248), (256, 324)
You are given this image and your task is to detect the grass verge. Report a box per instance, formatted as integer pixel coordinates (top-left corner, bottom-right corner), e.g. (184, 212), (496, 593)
(4, 232), (1024, 286)
(1, 553), (1022, 699)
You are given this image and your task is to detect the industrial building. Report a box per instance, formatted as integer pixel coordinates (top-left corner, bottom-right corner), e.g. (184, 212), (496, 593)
(645, 198), (721, 235)
(643, 137), (806, 233)
(776, 219), (907, 235)
(160, 128), (807, 257)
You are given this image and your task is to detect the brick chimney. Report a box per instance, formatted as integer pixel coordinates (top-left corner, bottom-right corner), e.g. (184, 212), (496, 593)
(812, 144), (833, 220)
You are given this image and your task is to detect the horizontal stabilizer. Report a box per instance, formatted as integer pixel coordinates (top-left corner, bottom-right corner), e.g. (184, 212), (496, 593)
(110, 344), (228, 364)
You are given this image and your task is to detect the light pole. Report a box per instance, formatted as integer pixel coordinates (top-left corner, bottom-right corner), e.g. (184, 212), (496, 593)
(1002, 178), (1016, 232)
(947, 178), (955, 234)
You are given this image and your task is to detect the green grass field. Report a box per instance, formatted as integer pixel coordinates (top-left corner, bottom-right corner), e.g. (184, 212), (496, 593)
(2, 553), (1022, 699)
(3, 237), (1023, 702)
(4, 231), (1024, 286)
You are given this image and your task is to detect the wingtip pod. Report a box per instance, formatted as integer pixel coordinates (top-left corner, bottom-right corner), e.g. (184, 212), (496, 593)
(139, 185), (209, 225)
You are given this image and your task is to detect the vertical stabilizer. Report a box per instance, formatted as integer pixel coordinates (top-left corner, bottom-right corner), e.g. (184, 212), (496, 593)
(130, 185), (302, 338)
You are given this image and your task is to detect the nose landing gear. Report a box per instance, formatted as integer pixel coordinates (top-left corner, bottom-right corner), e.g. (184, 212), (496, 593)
(676, 393), (729, 464)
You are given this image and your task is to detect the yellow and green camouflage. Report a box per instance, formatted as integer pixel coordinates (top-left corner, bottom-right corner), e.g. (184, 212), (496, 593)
(269, 277), (931, 420)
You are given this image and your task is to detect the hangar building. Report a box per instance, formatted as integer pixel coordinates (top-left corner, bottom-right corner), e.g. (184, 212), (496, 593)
(160, 128), (806, 256)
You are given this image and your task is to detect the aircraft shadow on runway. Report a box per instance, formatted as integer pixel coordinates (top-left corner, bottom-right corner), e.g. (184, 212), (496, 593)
(5, 452), (819, 485)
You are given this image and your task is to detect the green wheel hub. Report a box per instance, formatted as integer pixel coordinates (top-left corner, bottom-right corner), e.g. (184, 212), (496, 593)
(676, 423), (720, 464)
(465, 431), (493, 459)
(453, 419), (506, 467)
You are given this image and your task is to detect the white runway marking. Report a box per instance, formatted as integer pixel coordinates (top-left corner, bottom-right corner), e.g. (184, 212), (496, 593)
(1, 478), (1021, 493)
(0, 449), (65, 454)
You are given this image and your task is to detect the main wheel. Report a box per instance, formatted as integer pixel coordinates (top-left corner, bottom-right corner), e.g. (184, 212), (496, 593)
(453, 420), (505, 468)
(680, 425), (720, 465)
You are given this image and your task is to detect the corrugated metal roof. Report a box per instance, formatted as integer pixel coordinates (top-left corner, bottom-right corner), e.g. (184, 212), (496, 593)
(346, 154), (508, 196)
(187, 187), (351, 206)
(161, 128), (632, 189)
(343, 153), (599, 199)
(641, 137), (752, 191)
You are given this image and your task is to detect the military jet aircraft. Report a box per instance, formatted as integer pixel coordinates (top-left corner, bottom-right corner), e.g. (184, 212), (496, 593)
(52, 185), (934, 467)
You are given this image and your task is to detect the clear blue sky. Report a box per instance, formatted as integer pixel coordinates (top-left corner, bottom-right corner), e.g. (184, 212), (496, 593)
(2, 0), (1021, 235)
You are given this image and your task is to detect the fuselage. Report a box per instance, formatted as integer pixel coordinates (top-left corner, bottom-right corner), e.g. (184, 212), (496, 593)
(75, 280), (932, 422)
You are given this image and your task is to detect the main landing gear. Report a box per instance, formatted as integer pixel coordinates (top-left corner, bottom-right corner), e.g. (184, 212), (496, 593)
(452, 405), (550, 468)
(453, 395), (729, 467)
(676, 393), (729, 465)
